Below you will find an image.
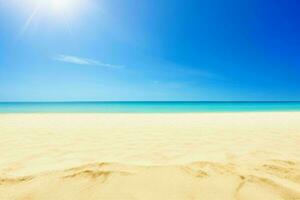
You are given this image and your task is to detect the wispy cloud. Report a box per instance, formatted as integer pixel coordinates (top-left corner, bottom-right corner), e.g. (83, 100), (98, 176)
(54, 54), (124, 69)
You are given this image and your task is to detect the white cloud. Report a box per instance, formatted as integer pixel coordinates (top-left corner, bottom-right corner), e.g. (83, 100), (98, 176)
(54, 54), (124, 69)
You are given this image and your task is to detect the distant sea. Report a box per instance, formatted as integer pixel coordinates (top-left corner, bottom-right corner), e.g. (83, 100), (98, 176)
(0, 102), (300, 113)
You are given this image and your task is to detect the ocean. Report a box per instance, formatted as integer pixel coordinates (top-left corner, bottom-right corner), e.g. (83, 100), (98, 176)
(0, 101), (300, 113)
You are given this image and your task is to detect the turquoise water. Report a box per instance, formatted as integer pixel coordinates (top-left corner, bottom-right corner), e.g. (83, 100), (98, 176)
(0, 102), (300, 113)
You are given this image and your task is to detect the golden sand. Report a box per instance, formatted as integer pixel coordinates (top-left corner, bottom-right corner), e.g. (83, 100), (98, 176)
(0, 113), (299, 199)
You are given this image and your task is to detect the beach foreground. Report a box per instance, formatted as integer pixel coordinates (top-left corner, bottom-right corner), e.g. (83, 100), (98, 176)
(0, 113), (299, 200)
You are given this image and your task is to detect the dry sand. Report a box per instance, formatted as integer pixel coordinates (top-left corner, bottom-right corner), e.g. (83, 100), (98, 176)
(0, 112), (299, 200)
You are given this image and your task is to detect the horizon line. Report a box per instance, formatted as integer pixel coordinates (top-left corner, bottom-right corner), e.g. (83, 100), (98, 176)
(1, 101), (300, 103)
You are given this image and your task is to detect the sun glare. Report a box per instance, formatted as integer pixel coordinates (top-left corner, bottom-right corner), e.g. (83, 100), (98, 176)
(25, 0), (85, 18)
(35, 0), (76, 16)
(16, 0), (88, 34)
(6, 0), (91, 36)
(49, 0), (73, 14)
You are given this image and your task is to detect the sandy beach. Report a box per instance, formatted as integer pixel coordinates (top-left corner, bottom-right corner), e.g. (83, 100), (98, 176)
(0, 112), (299, 200)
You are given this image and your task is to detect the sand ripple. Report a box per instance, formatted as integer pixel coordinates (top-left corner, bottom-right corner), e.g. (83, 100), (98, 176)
(0, 160), (300, 200)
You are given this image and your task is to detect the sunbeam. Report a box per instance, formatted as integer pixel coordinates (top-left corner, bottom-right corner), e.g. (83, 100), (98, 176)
(13, 0), (87, 36)
(18, 4), (41, 37)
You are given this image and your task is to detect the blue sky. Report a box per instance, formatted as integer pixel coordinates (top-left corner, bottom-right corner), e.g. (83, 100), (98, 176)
(0, 0), (299, 101)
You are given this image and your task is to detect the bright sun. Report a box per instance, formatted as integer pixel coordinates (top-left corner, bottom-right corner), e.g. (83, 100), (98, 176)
(4, 0), (91, 37)
(26, 0), (85, 18)
(10, 0), (89, 35)
(41, 0), (77, 15)
(51, 0), (72, 12)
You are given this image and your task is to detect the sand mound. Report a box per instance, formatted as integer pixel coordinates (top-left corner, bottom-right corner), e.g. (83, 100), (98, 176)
(1, 160), (300, 200)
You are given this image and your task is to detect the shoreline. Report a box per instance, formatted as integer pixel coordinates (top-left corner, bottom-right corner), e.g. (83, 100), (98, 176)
(1, 102), (300, 114)
(1, 110), (300, 114)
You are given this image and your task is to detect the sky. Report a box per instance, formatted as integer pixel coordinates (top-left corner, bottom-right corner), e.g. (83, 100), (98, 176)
(0, 0), (299, 101)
